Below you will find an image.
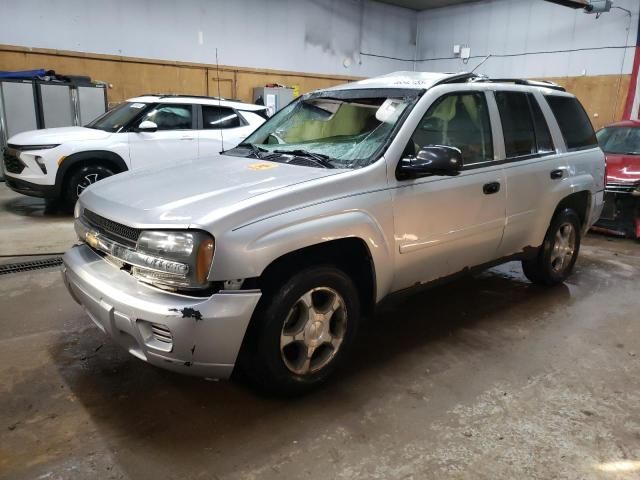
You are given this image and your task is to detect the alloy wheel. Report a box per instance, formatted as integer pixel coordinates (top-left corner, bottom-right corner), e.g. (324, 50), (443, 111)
(76, 173), (102, 196)
(280, 287), (348, 376)
(550, 222), (576, 273)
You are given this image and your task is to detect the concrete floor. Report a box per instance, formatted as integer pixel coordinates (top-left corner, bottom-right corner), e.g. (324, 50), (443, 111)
(1, 183), (639, 480)
(0, 184), (75, 256)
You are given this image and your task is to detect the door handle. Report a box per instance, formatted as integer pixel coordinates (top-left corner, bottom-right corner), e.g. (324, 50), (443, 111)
(180, 136), (195, 141)
(483, 182), (501, 195)
(550, 169), (564, 180)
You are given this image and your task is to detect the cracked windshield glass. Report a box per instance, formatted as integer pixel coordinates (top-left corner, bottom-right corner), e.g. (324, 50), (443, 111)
(229, 92), (416, 169)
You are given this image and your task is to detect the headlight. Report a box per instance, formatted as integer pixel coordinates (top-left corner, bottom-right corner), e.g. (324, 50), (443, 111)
(16, 144), (60, 151)
(73, 201), (82, 219)
(133, 230), (215, 290)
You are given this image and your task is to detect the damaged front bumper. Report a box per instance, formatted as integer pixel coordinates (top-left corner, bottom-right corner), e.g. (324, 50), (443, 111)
(62, 244), (261, 378)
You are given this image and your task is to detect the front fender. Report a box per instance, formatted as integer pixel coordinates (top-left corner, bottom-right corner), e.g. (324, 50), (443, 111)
(212, 207), (395, 302)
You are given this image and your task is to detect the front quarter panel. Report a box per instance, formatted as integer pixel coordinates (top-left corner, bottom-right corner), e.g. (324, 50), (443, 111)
(209, 183), (396, 302)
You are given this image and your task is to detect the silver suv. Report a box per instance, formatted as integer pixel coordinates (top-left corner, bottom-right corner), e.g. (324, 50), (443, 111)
(62, 72), (605, 394)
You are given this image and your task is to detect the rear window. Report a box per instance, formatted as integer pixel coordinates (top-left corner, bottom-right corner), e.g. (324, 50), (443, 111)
(545, 95), (597, 151)
(495, 91), (536, 158)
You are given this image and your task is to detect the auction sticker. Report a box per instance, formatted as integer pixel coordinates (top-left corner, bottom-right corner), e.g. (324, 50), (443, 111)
(248, 163), (277, 170)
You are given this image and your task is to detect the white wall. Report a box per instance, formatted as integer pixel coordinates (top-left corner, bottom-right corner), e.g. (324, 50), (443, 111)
(0, 0), (417, 77)
(415, 0), (639, 78)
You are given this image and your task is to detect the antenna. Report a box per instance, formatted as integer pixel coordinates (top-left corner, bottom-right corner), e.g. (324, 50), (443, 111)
(215, 47), (224, 152)
(471, 54), (492, 74)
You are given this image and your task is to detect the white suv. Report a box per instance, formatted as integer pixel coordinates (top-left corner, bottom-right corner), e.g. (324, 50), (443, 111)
(63, 72), (605, 394)
(2, 95), (268, 209)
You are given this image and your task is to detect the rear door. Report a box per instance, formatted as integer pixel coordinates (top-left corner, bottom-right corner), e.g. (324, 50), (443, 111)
(495, 90), (570, 256)
(198, 105), (257, 156)
(128, 103), (198, 170)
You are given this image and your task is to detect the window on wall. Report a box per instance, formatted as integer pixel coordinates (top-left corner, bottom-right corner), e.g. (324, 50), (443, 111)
(409, 92), (494, 165)
(545, 95), (597, 151)
(202, 106), (242, 129)
(140, 104), (193, 130)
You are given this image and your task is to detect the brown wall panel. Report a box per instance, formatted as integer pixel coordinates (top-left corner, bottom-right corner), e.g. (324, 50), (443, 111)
(0, 46), (631, 130)
(543, 74), (631, 130)
(0, 45), (358, 107)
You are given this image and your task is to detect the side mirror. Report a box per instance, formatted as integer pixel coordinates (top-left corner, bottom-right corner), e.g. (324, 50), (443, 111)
(135, 120), (158, 133)
(397, 145), (463, 180)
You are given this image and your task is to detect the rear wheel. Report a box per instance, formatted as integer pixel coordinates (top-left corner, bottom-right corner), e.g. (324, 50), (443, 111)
(62, 164), (114, 212)
(239, 266), (360, 396)
(522, 208), (582, 286)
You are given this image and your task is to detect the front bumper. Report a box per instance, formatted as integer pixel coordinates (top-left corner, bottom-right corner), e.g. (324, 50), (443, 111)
(4, 175), (58, 198)
(594, 191), (640, 239)
(62, 244), (261, 378)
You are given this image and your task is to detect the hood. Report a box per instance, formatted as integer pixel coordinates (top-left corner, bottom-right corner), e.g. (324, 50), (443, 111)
(605, 153), (640, 183)
(9, 126), (112, 145)
(80, 155), (345, 228)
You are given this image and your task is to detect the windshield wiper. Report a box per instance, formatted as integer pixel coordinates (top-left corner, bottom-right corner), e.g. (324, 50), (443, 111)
(270, 149), (336, 169)
(231, 142), (268, 158)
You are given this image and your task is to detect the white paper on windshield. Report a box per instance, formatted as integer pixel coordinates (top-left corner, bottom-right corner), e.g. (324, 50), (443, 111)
(130, 103), (146, 109)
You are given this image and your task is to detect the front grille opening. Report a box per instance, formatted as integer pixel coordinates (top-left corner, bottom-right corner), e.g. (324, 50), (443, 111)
(151, 323), (173, 344)
(83, 209), (141, 246)
(3, 150), (26, 174)
(138, 320), (174, 352)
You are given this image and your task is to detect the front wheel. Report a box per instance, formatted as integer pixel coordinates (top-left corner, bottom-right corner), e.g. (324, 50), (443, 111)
(239, 266), (360, 396)
(522, 208), (582, 286)
(62, 164), (114, 212)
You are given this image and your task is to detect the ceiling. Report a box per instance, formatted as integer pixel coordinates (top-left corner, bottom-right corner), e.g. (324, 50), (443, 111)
(378, 0), (482, 10)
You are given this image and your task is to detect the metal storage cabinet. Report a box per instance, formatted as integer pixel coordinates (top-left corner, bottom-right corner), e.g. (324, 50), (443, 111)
(39, 82), (75, 128)
(77, 85), (108, 125)
(0, 80), (107, 148)
(0, 79), (39, 146)
(253, 87), (295, 116)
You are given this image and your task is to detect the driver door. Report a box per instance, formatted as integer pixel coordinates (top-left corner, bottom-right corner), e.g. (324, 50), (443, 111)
(128, 103), (198, 171)
(391, 91), (506, 291)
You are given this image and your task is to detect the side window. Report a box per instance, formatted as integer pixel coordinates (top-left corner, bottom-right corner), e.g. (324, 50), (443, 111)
(545, 95), (597, 150)
(139, 104), (193, 130)
(528, 94), (555, 154)
(495, 91), (536, 158)
(410, 92), (493, 165)
(202, 106), (242, 129)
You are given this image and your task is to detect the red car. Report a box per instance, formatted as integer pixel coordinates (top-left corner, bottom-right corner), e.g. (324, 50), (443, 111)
(594, 120), (640, 240)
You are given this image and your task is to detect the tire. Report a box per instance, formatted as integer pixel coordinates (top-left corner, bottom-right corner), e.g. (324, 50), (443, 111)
(522, 208), (582, 286)
(239, 266), (360, 396)
(62, 164), (114, 212)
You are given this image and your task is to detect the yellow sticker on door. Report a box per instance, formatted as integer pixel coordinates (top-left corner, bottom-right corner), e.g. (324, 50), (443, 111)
(248, 163), (277, 171)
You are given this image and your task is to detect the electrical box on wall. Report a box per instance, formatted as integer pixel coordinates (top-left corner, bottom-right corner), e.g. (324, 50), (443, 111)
(460, 47), (471, 60)
(584, 0), (612, 13)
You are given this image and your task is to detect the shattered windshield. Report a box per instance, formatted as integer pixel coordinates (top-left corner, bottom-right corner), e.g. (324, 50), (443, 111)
(227, 90), (418, 168)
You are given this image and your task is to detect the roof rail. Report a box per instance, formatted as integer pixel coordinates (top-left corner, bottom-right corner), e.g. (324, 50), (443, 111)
(138, 93), (246, 102)
(433, 72), (480, 86)
(470, 78), (566, 92)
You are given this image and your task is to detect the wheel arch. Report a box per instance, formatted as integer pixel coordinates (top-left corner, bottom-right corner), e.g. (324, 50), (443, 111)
(555, 190), (591, 233)
(55, 150), (128, 195)
(257, 237), (378, 318)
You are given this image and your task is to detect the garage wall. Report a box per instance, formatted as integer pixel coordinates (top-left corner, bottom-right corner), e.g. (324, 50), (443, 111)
(0, 45), (363, 106)
(414, 0), (640, 129)
(0, 0), (416, 78)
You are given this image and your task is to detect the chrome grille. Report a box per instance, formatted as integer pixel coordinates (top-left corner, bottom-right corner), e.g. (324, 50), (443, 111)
(150, 323), (173, 344)
(83, 209), (141, 246)
(605, 182), (639, 194)
(3, 149), (25, 174)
